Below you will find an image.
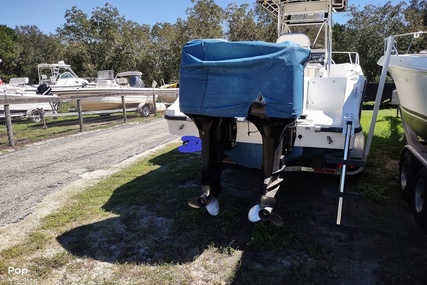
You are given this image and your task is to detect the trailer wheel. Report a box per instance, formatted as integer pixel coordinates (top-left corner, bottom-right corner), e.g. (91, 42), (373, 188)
(137, 103), (151, 117)
(399, 151), (420, 202)
(29, 109), (43, 123)
(413, 167), (427, 229)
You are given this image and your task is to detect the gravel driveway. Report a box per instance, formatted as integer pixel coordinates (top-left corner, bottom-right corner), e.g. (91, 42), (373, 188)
(0, 118), (180, 226)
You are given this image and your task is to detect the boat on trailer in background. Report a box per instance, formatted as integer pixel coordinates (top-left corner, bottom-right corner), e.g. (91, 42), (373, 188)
(58, 70), (161, 116)
(37, 63), (175, 117)
(165, 0), (370, 227)
(36, 61), (92, 89)
(0, 77), (58, 122)
(377, 31), (427, 228)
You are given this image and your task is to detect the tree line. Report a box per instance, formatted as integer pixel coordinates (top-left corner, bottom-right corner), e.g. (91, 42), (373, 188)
(0, 0), (426, 85)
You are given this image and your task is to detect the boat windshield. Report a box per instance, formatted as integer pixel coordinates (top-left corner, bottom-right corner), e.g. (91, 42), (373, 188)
(59, 72), (75, 79)
(129, 76), (145, 88)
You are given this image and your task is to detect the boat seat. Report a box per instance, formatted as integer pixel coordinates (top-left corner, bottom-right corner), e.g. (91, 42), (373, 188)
(96, 79), (114, 88)
(304, 63), (323, 77)
(116, 77), (128, 85)
(9, 77), (29, 86)
(276, 33), (311, 48)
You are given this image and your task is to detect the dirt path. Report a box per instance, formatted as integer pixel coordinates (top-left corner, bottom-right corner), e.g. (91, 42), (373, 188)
(0, 118), (180, 227)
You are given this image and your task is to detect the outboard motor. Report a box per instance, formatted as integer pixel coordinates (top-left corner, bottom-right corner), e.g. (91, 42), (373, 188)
(179, 39), (310, 225)
(36, 83), (52, 95)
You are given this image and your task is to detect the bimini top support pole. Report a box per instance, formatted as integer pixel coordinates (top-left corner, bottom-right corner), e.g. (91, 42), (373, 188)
(363, 35), (395, 160)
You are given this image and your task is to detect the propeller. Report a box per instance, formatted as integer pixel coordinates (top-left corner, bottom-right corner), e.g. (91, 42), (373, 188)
(248, 204), (262, 223)
(206, 196), (219, 216)
(188, 191), (220, 216)
(248, 202), (284, 227)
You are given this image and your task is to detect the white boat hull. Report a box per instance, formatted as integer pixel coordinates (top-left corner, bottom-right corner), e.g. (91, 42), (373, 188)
(379, 54), (427, 141)
(0, 92), (57, 120)
(54, 87), (177, 111)
(166, 61), (366, 169)
(0, 92), (56, 109)
(165, 0), (366, 170)
(66, 94), (156, 111)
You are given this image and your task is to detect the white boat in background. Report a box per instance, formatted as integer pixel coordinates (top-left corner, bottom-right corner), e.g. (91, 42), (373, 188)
(377, 31), (427, 142)
(34, 61), (178, 115)
(0, 77), (58, 122)
(56, 70), (168, 116)
(377, 31), (427, 228)
(37, 61), (93, 89)
(165, 0), (367, 226)
(2, 77), (35, 95)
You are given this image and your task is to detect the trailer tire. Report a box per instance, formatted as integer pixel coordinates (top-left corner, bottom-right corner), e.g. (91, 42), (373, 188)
(413, 167), (427, 229)
(399, 151), (420, 202)
(29, 109), (43, 123)
(137, 103), (151, 117)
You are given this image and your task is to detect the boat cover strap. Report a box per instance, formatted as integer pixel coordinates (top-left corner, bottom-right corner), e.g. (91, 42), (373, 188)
(179, 39), (310, 119)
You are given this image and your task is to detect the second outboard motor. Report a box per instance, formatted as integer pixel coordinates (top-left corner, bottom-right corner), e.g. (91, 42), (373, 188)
(36, 83), (52, 95)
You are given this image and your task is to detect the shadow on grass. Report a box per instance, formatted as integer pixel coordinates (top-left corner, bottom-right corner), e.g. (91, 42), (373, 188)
(56, 131), (427, 284)
(56, 147), (348, 283)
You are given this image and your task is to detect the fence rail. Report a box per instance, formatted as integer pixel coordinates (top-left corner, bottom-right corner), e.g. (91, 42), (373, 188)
(1, 89), (179, 147)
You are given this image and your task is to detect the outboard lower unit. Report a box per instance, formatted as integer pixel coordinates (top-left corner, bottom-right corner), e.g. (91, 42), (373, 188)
(179, 39), (310, 225)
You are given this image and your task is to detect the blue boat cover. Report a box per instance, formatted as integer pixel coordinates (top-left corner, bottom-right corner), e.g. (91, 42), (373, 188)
(179, 39), (310, 118)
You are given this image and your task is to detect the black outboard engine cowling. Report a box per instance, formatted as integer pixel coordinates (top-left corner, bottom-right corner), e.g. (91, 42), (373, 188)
(36, 83), (52, 95)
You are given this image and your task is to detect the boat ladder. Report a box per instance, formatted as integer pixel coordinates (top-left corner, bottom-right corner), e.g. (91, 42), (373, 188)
(324, 120), (364, 232)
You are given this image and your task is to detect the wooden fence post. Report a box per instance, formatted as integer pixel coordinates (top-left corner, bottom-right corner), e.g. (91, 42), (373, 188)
(152, 95), (157, 116)
(4, 104), (15, 146)
(77, 99), (84, 132)
(121, 96), (127, 123)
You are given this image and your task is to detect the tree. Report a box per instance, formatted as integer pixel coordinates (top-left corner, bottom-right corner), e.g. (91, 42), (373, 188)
(145, 20), (188, 85)
(346, 1), (407, 82)
(0, 25), (21, 81)
(252, 3), (277, 42)
(4, 0), (421, 86)
(88, 3), (125, 71)
(57, 3), (151, 79)
(56, 6), (95, 77)
(225, 3), (259, 41)
(185, 0), (225, 39)
(15, 26), (64, 84)
(403, 0), (427, 53)
(405, 0), (427, 30)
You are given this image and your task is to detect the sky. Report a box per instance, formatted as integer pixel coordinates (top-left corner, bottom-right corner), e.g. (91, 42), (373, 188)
(1, 0), (405, 35)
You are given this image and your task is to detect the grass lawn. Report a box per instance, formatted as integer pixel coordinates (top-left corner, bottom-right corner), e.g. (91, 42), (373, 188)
(2, 107), (427, 285)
